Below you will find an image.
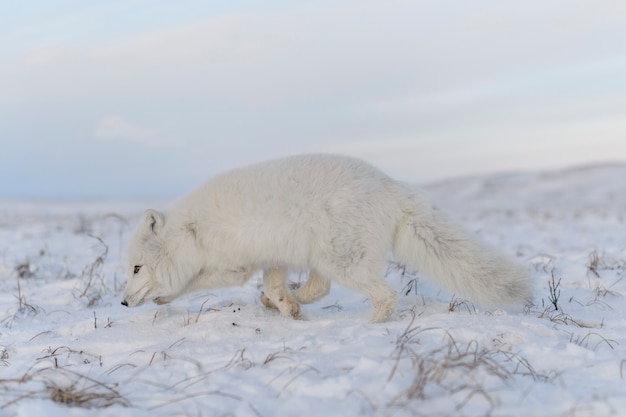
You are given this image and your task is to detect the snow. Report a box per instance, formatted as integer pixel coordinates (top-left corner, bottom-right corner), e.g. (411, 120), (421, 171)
(1, 163), (625, 417)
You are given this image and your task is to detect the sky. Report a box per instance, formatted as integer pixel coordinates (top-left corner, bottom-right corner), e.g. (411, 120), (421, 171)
(1, 0), (626, 198)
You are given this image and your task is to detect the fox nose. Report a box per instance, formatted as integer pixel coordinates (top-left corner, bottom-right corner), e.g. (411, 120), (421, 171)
(121, 300), (129, 307)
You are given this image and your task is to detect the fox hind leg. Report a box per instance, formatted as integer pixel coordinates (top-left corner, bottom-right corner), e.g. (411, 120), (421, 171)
(362, 279), (397, 323)
(336, 267), (397, 323)
(316, 260), (397, 323)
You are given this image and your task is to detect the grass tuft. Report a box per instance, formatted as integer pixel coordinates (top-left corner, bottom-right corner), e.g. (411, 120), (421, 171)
(1, 367), (129, 409)
(386, 311), (552, 414)
(75, 234), (112, 307)
(548, 272), (562, 311)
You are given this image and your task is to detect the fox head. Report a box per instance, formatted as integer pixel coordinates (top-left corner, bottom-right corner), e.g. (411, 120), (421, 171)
(121, 209), (171, 307)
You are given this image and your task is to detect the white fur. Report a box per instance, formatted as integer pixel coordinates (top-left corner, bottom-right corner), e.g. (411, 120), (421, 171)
(122, 154), (532, 322)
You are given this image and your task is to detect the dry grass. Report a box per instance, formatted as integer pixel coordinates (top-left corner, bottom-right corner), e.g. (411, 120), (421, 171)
(547, 272), (562, 311)
(1, 265), (43, 328)
(448, 296), (476, 314)
(46, 370), (128, 409)
(1, 366), (129, 409)
(0, 344), (129, 410)
(76, 234), (110, 307)
(534, 307), (588, 327)
(386, 312), (547, 415)
(586, 250), (626, 278)
(569, 331), (617, 351)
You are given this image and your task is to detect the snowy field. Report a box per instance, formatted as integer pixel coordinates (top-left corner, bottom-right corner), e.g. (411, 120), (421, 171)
(1, 163), (625, 417)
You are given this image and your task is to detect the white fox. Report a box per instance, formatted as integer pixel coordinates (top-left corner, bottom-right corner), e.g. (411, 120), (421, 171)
(121, 154), (531, 322)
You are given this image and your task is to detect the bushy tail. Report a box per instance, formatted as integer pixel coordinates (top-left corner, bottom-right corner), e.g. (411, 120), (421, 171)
(392, 195), (532, 308)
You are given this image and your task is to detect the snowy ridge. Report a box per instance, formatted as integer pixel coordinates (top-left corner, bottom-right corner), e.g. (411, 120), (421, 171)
(1, 163), (625, 416)
(425, 162), (626, 212)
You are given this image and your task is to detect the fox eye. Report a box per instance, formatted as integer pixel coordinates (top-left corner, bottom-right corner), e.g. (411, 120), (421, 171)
(133, 265), (141, 274)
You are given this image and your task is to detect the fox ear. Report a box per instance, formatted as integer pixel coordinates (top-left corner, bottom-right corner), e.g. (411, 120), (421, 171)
(142, 209), (164, 235)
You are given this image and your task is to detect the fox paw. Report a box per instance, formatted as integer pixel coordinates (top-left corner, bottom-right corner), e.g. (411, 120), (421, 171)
(260, 292), (278, 310)
(260, 292), (301, 319)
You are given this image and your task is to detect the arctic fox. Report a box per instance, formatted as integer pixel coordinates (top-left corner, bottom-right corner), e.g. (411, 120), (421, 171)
(121, 154), (531, 323)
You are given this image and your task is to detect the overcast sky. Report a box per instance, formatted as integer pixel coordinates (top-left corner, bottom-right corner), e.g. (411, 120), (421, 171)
(2, 0), (626, 198)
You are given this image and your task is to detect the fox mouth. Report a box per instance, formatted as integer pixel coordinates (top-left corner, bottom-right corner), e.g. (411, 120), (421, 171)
(121, 285), (152, 307)
(121, 298), (146, 307)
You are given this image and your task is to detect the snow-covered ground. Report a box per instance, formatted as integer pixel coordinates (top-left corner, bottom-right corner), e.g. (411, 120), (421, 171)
(1, 163), (625, 417)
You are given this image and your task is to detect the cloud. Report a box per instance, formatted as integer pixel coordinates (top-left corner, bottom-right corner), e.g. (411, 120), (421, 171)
(94, 115), (176, 147)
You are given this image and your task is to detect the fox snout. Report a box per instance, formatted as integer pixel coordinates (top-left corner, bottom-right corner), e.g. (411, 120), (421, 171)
(121, 300), (129, 307)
